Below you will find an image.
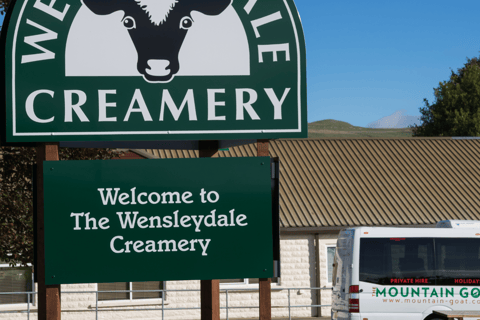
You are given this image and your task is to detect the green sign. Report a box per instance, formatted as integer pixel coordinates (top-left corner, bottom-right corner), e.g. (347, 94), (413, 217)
(3, 0), (307, 143)
(43, 157), (273, 285)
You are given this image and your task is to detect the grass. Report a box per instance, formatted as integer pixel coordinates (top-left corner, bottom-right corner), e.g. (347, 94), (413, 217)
(307, 119), (414, 138)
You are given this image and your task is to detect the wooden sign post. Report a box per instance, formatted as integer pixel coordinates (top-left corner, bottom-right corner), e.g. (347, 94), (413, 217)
(36, 143), (61, 320)
(257, 139), (272, 320)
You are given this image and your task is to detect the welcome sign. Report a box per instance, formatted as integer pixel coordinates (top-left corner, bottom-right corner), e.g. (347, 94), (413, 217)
(2, 0), (307, 142)
(43, 157), (273, 284)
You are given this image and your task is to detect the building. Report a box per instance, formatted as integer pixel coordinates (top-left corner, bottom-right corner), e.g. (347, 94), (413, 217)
(2, 138), (480, 319)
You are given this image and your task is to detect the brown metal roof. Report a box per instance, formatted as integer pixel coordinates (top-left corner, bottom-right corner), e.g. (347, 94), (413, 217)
(139, 139), (480, 228)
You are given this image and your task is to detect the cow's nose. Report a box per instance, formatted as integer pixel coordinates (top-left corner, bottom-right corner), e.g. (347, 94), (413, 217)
(145, 59), (171, 77)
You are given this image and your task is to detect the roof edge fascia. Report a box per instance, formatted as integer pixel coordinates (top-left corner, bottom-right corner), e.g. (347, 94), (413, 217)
(281, 224), (436, 234)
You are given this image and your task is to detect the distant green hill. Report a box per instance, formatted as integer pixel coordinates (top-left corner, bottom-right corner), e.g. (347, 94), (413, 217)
(307, 119), (414, 138)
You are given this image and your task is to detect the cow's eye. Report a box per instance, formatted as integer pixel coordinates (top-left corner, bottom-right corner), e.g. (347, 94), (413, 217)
(180, 17), (193, 30)
(122, 16), (136, 29)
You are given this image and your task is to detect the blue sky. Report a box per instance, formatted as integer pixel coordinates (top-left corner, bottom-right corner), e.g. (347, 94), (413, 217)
(295, 0), (480, 127)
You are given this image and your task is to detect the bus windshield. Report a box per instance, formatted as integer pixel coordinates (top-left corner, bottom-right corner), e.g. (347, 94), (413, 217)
(360, 238), (480, 286)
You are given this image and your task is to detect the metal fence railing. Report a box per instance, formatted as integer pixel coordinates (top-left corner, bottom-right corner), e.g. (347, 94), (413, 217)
(0, 287), (333, 320)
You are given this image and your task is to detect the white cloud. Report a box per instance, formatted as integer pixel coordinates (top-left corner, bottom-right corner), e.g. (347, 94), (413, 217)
(367, 109), (421, 128)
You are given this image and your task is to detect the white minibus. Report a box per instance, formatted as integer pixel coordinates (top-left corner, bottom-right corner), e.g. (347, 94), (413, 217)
(332, 221), (480, 320)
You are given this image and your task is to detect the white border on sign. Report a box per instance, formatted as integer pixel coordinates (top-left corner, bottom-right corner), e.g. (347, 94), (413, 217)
(12, 0), (30, 137)
(12, 0), (303, 137)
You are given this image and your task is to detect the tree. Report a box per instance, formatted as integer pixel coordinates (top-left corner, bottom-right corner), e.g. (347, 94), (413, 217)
(0, 146), (123, 266)
(413, 57), (480, 136)
(0, 0), (9, 16)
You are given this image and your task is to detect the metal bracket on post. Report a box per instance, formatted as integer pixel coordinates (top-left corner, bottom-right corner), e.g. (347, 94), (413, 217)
(271, 157), (280, 278)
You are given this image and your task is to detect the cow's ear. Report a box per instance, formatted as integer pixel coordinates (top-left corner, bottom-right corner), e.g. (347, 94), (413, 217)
(81, 0), (126, 15)
(192, 0), (231, 16)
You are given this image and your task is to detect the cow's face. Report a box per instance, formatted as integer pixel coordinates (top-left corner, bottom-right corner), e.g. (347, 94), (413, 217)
(122, 1), (195, 82)
(82, 0), (231, 82)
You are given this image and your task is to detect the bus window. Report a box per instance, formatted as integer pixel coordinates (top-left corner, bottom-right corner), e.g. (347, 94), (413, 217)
(435, 238), (480, 285)
(360, 238), (435, 285)
(327, 246), (336, 284)
(332, 254), (338, 287)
